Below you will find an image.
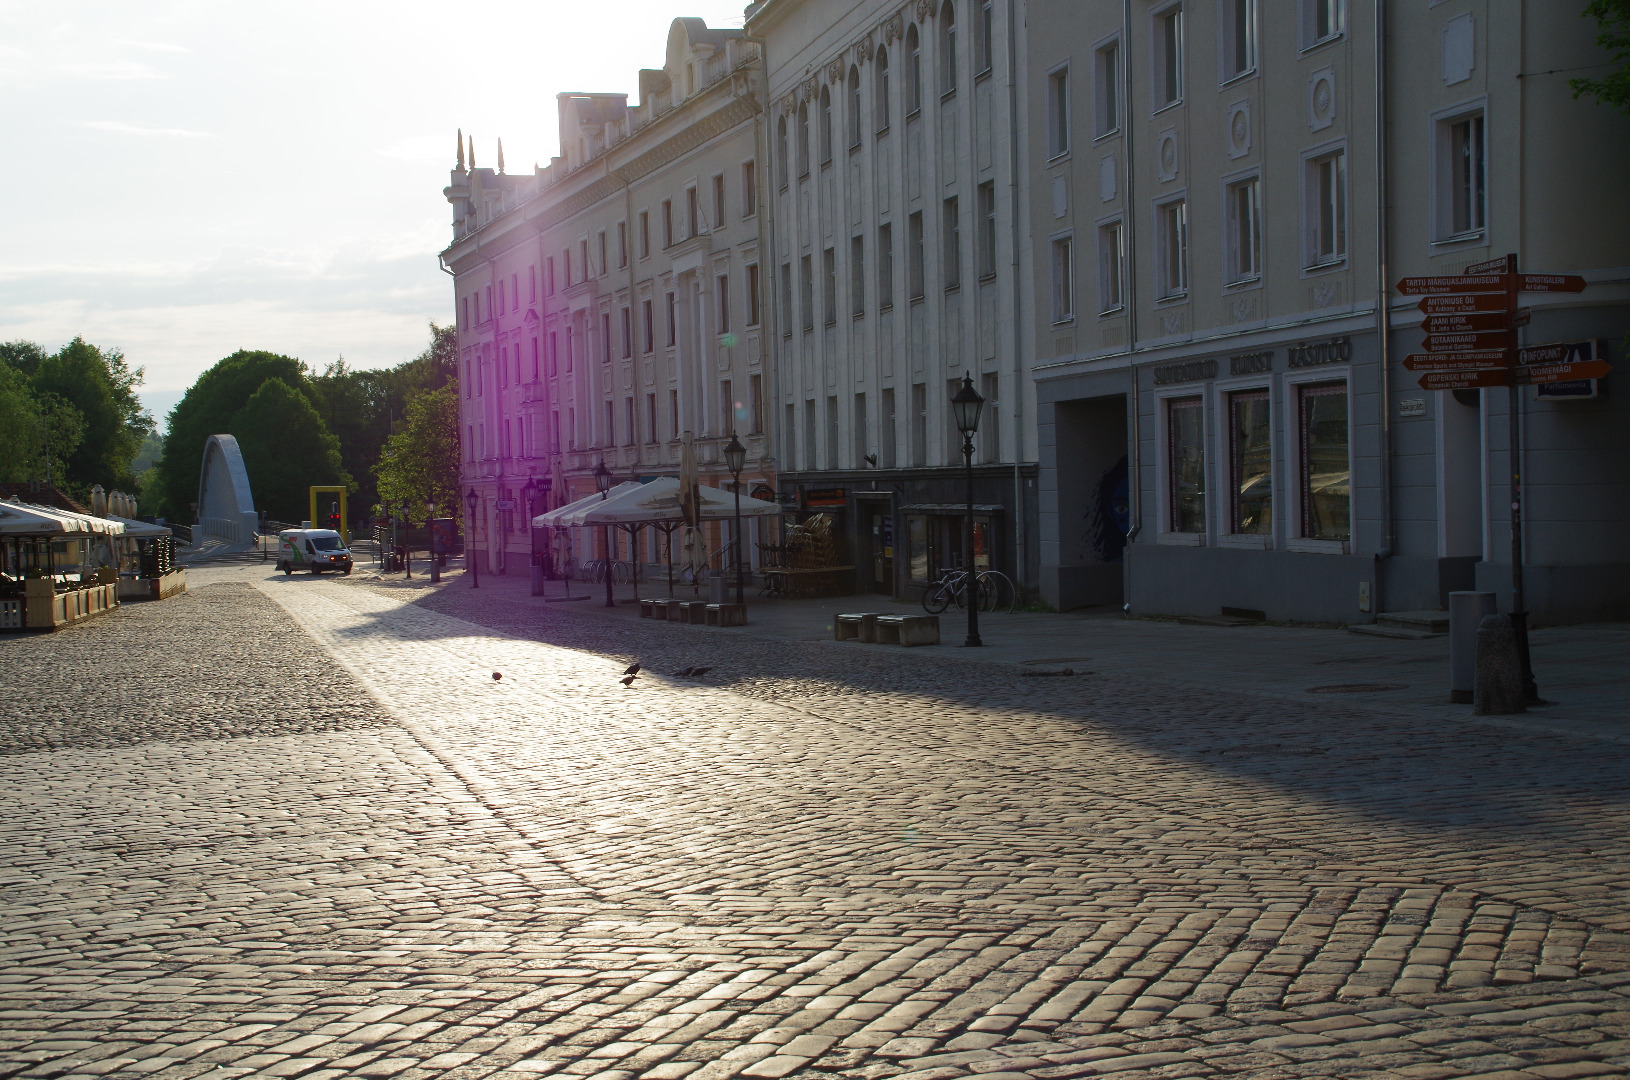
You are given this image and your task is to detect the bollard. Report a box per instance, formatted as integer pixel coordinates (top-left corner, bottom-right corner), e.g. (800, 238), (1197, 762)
(1448, 591), (1497, 704)
(1473, 614), (1526, 715)
(530, 562), (546, 596)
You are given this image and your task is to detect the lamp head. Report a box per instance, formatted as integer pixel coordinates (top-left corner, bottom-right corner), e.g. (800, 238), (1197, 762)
(951, 371), (984, 435)
(723, 433), (746, 478)
(594, 458), (612, 494)
(465, 487), (478, 513)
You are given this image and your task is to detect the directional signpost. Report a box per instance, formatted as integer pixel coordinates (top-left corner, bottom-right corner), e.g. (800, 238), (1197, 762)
(1396, 257), (1607, 705)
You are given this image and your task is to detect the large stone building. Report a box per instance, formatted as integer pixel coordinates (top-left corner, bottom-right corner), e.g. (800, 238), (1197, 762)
(745, 0), (1039, 599)
(1026, 1), (1630, 624)
(442, 19), (768, 576)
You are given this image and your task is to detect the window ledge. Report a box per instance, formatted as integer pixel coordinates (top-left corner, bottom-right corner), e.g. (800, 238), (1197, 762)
(1092, 128), (1122, 145)
(1223, 275), (1262, 292)
(944, 283), (962, 295)
(1302, 258), (1346, 274)
(1098, 305), (1126, 318)
(1432, 231), (1487, 247)
(879, 302), (895, 313)
(906, 108), (922, 121)
(875, 125), (891, 138)
(1152, 99), (1184, 117)
(1217, 533), (1272, 550)
(978, 272), (997, 284)
(1047, 150), (1072, 166)
(1155, 292), (1189, 305)
(1285, 537), (1348, 555)
(1157, 531), (1206, 546)
(1051, 316), (1076, 327)
(941, 88), (957, 101)
(1220, 68), (1258, 88)
(1300, 32), (1346, 55)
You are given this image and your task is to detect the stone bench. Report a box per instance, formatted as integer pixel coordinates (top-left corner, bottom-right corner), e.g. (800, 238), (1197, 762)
(677, 601), (710, 625)
(834, 612), (886, 642)
(706, 603), (747, 626)
(874, 614), (940, 647)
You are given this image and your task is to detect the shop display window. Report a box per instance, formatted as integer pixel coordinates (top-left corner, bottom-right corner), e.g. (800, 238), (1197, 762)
(1298, 381), (1349, 540)
(1166, 396), (1205, 533)
(1228, 389), (1272, 534)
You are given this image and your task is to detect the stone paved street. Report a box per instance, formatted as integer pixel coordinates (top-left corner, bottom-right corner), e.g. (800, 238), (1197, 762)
(2, 568), (1628, 1080)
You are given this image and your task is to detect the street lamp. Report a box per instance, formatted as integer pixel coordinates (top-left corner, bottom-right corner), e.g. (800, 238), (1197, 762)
(723, 433), (746, 606)
(950, 372), (985, 647)
(594, 458), (614, 608)
(464, 487), (480, 588)
(427, 500), (439, 583)
(399, 504), (411, 579)
(522, 476), (540, 596)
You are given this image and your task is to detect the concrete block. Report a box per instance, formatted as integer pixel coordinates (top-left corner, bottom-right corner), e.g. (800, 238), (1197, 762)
(835, 613), (882, 642)
(680, 601), (709, 624)
(875, 614), (939, 646)
(1474, 614), (1526, 715)
(707, 603), (747, 626)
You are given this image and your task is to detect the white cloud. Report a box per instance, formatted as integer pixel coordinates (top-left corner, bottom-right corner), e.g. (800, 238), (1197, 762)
(59, 59), (167, 81)
(115, 39), (190, 53)
(80, 120), (213, 138)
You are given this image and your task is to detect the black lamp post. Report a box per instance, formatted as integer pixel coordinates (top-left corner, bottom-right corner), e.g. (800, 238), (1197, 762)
(522, 476), (540, 596)
(724, 433), (746, 605)
(594, 458), (614, 608)
(464, 487), (480, 588)
(400, 504), (411, 579)
(951, 372), (985, 647)
(428, 500), (439, 583)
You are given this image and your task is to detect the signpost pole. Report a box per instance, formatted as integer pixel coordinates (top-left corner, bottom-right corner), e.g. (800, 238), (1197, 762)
(1504, 264), (1537, 702)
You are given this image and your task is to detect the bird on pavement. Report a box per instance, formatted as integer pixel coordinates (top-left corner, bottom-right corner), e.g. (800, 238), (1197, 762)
(670, 667), (694, 678)
(620, 674), (637, 687)
(623, 662), (641, 676)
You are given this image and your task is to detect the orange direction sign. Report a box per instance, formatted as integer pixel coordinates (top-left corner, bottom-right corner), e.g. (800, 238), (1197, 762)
(1419, 293), (1513, 314)
(1419, 369), (1510, 391)
(1518, 360), (1612, 385)
(1422, 309), (1528, 333)
(1403, 350), (1511, 372)
(1422, 330), (1515, 352)
(1518, 274), (1587, 293)
(1397, 274), (1509, 295)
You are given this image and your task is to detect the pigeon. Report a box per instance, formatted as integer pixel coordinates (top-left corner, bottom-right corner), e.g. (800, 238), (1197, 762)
(623, 663), (641, 677)
(492, 672), (502, 681)
(670, 667), (694, 678)
(620, 674), (637, 687)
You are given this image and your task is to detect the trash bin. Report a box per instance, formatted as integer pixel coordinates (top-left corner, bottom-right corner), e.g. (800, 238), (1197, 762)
(708, 574), (728, 605)
(531, 563), (546, 596)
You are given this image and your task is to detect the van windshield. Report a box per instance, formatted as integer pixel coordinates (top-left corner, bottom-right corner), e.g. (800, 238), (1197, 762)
(311, 536), (345, 551)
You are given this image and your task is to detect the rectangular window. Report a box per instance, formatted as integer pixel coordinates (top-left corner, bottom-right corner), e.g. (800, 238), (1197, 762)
(1224, 0), (1256, 80)
(717, 273), (730, 334)
(1047, 66), (1070, 158)
(1303, 0), (1344, 48)
(803, 400), (816, 470)
(881, 387), (896, 468)
(942, 196), (960, 289)
(941, 5), (958, 94)
(911, 382), (927, 466)
(1095, 39), (1120, 137)
(781, 262), (794, 335)
(639, 210), (651, 258)
(1441, 111), (1486, 239)
(712, 174), (725, 230)
(604, 400), (614, 448)
(801, 254), (815, 330)
(546, 258), (556, 295)
(528, 265), (537, 303)
(670, 390), (679, 438)
(823, 246), (837, 324)
(511, 273), (518, 309)
(618, 221), (629, 267)
(548, 333), (559, 376)
(1051, 234), (1074, 322)
(721, 379), (734, 434)
(853, 392), (868, 466)
(531, 337), (539, 380)
(622, 306), (633, 358)
(742, 160), (757, 217)
(662, 200), (674, 247)
(785, 402), (797, 464)
(602, 313), (612, 362)
(565, 327), (574, 372)
(1167, 396), (1205, 533)
(878, 223), (895, 309)
(850, 235), (865, 317)
(624, 397), (635, 446)
(750, 373), (763, 434)
(1225, 175), (1261, 284)
(579, 239), (589, 280)
(646, 392), (658, 443)
(462, 296), (469, 329)
(977, 182), (997, 278)
(977, 0), (994, 74)
(666, 291), (677, 346)
(1229, 389), (1272, 534)
(597, 231), (607, 277)
(980, 373), (999, 464)
(552, 412), (560, 453)
(1299, 382), (1349, 540)
(1155, 5), (1184, 108)
(642, 299), (654, 353)
(1157, 198), (1188, 298)
(686, 186), (699, 237)
(907, 211), (925, 299)
(568, 408), (576, 450)
(564, 249), (572, 288)
(826, 395), (839, 470)
(1097, 219), (1124, 313)
(1307, 149), (1347, 266)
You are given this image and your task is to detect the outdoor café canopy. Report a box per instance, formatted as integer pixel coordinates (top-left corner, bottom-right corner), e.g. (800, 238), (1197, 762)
(107, 515), (172, 539)
(531, 482), (644, 530)
(0, 500), (125, 537)
(565, 476), (783, 527)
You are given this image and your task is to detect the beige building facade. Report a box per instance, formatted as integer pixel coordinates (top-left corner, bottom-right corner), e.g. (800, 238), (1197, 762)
(442, 20), (770, 576)
(1028, 0), (1630, 624)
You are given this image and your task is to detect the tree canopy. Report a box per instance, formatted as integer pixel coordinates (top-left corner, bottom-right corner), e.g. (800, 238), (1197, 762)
(1573, 0), (1630, 114)
(374, 384), (461, 520)
(0, 336), (146, 496)
(228, 377), (352, 524)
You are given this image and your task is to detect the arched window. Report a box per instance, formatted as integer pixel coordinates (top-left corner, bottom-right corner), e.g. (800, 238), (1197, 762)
(848, 66), (862, 148)
(875, 48), (891, 132)
(776, 115), (789, 187)
(797, 101), (810, 175)
(940, 1), (957, 95)
(906, 24), (922, 113)
(819, 85), (833, 164)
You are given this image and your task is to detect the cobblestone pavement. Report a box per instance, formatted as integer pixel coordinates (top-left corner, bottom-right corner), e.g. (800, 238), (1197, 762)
(0, 569), (1626, 1080)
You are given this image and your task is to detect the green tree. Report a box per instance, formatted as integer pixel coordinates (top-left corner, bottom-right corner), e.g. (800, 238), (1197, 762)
(150, 349), (315, 519)
(374, 385), (461, 519)
(28, 337), (152, 492)
(0, 340), (49, 378)
(227, 378), (353, 524)
(0, 365), (84, 484)
(1573, 0), (1630, 113)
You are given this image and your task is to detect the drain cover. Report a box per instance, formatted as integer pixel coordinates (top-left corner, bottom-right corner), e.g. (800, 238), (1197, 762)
(1305, 683), (1406, 694)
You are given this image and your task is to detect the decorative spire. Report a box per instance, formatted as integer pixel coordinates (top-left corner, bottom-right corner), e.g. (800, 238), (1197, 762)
(497, 137), (506, 174)
(468, 135), (475, 169)
(456, 128), (465, 171)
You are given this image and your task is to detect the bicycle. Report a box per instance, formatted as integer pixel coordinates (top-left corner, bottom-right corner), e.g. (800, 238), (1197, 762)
(921, 568), (978, 613)
(975, 569), (1017, 614)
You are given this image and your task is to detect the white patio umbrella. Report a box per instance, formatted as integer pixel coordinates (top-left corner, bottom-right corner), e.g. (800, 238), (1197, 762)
(532, 482), (643, 529)
(566, 476), (782, 526)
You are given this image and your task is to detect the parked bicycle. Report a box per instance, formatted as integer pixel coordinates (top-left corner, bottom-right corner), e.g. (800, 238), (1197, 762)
(921, 568), (1017, 614)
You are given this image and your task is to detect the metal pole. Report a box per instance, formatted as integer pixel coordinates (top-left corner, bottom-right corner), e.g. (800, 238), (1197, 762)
(602, 492), (614, 608)
(964, 436), (982, 647)
(733, 482), (744, 605)
(469, 508), (480, 588)
(430, 512), (440, 584)
(1505, 267), (1536, 701)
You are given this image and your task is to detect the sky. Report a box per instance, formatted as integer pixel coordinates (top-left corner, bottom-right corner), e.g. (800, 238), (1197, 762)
(0, 0), (750, 427)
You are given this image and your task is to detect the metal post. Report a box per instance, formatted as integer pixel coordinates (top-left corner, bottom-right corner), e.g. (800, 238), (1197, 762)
(468, 510), (480, 588)
(733, 482), (744, 605)
(1505, 267), (1536, 701)
(429, 509), (440, 584)
(963, 435), (982, 647)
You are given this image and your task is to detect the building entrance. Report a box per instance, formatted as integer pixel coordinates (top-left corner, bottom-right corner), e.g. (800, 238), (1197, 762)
(1050, 395), (1129, 610)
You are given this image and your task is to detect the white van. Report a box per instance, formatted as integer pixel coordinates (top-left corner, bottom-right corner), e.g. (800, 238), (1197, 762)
(277, 529), (354, 576)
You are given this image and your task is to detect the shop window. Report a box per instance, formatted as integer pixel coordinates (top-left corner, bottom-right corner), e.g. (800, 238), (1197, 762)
(1166, 396), (1205, 534)
(1298, 382), (1349, 541)
(1229, 389), (1272, 534)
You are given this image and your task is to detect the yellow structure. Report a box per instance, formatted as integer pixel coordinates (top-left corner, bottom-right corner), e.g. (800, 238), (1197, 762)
(309, 486), (348, 539)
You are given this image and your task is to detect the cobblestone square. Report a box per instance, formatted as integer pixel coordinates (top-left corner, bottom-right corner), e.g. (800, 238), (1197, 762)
(1, 568), (1626, 1079)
